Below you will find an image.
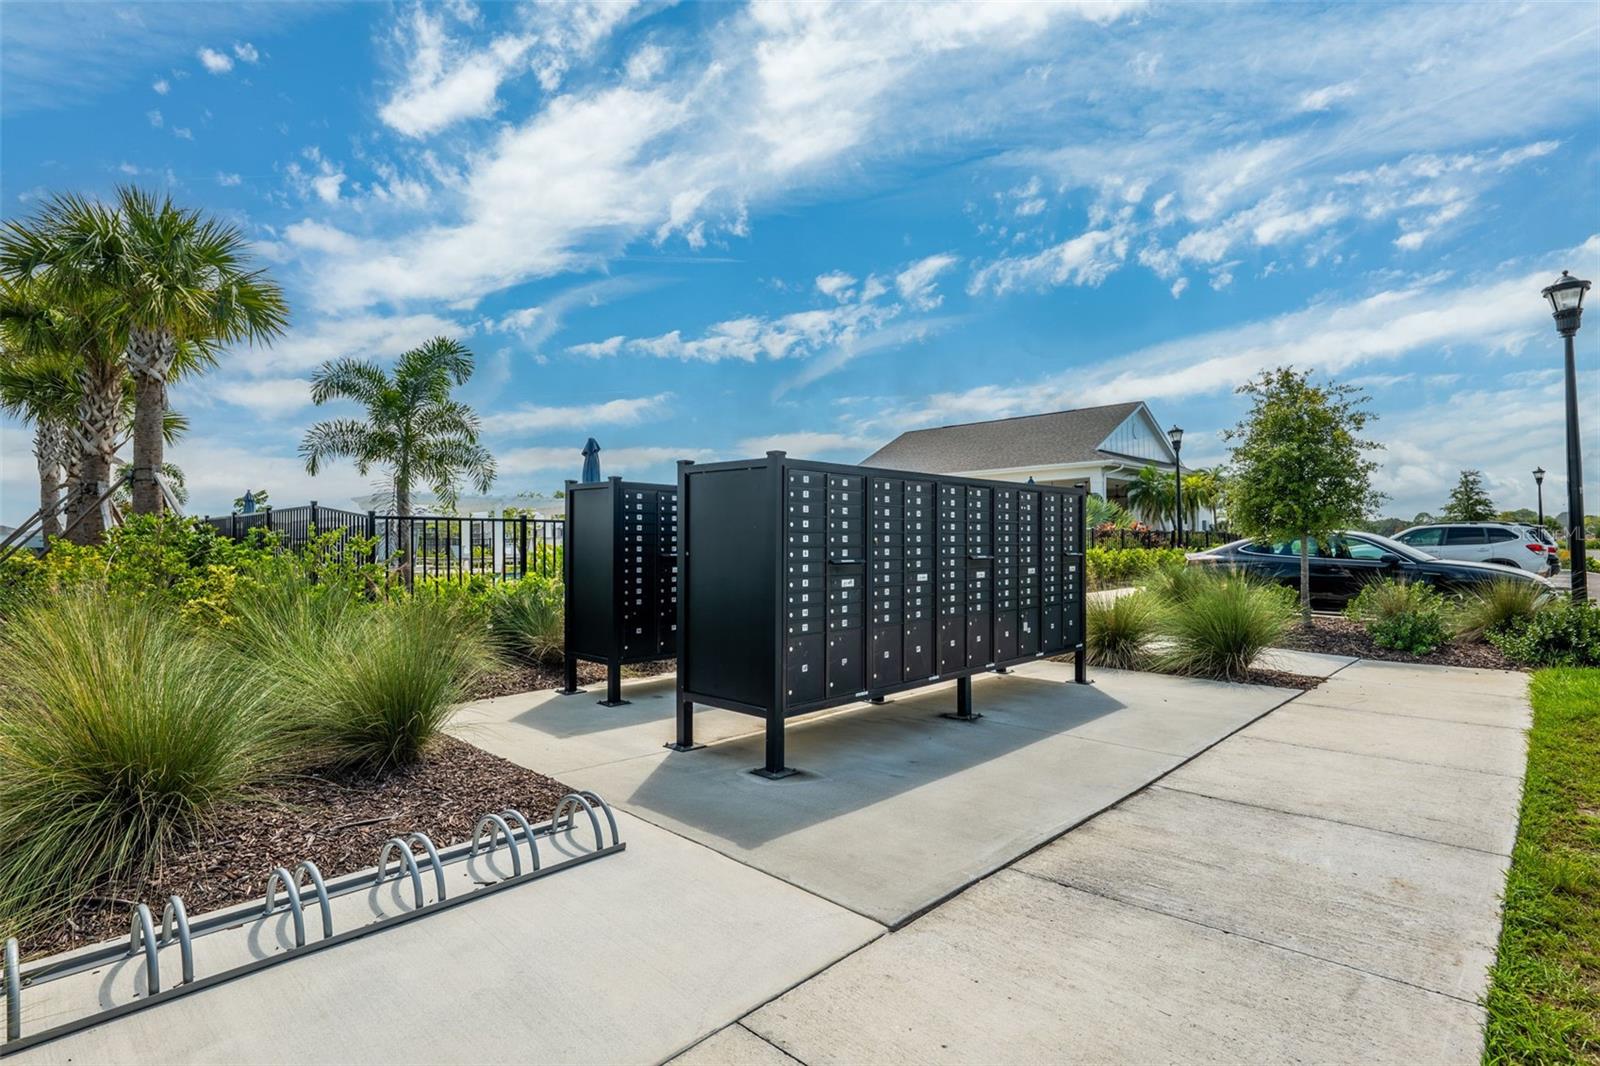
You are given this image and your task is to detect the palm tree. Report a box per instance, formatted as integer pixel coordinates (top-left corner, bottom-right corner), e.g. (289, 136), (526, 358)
(0, 188), (288, 517)
(1182, 468), (1225, 531)
(1084, 493), (1132, 531)
(1125, 465), (1175, 527)
(300, 337), (496, 517)
(0, 349), (75, 539)
(0, 270), (128, 543)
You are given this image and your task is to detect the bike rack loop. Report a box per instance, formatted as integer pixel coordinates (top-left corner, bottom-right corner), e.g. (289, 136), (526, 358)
(126, 904), (160, 995)
(577, 790), (620, 849)
(551, 792), (606, 852)
(497, 809), (542, 871)
(404, 833), (447, 903)
(159, 897), (194, 985)
(4, 939), (18, 1042)
(261, 868), (307, 948)
(375, 839), (426, 910)
(471, 814), (522, 877)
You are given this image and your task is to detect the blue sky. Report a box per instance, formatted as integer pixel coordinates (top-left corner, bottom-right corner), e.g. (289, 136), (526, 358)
(2, 0), (1598, 524)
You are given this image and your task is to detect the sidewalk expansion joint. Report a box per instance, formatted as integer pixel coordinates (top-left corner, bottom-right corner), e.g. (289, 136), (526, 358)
(1151, 783), (1514, 858)
(1228, 732), (1524, 779)
(1013, 870), (1483, 1007)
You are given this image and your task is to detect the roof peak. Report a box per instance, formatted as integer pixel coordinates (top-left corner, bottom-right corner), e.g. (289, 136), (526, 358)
(895, 400), (1142, 436)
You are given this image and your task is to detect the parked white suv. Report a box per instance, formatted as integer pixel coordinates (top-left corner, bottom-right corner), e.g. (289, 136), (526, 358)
(1393, 522), (1559, 576)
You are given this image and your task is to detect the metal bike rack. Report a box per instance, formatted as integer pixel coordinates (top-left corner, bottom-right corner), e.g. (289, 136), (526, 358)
(0, 792), (624, 1056)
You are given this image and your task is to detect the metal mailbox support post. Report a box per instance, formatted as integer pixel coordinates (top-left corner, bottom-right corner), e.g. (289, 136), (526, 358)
(559, 477), (679, 706)
(669, 453), (1087, 778)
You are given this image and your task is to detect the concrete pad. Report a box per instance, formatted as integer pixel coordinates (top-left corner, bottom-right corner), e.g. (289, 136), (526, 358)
(451, 673), (764, 775)
(1016, 786), (1510, 1000)
(672, 1025), (802, 1066)
(1256, 646), (1359, 677)
(1161, 734), (1523, 855)
(1244, 700), (1528, 777)
(1286, 682), (1531, 729)
(745, 869), (1483, 1066)
(567, 670), (1292, 925)
(15, 813), (881, 1066)
(1331, 658), (1531, 697)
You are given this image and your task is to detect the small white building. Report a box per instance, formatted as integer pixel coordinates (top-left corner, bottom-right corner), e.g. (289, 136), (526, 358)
(862, 401), (1180, 519)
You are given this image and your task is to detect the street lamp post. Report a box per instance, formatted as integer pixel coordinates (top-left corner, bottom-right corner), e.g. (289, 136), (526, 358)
(1533, 467), (1545, 528)
(1168, 424), (1184, 548)
(1541, 270), (1590, 603)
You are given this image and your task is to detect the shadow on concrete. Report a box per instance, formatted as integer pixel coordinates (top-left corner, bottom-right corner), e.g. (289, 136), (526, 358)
(511, 674), (680, 739)
(618, 674), (1128, 850)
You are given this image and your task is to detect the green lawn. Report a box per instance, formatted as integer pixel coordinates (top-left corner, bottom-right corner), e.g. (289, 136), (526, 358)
(1484, 668), (1600, 1064)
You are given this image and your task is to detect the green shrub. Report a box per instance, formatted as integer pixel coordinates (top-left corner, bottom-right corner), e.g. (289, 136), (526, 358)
(488, 575), (564, 664)
(1490, 601), (1600, 667)
(1086, 546), (1186, 590)
(1086, 592), (1162, 669)
(1143, 562), (1217, 606)
(1455, 579), (1551, 642)
(1156, 571), (1296, 680)
(0, 591), (283, 941)
(240, 586), (496, 773)
(1345, 579), (1451, 655)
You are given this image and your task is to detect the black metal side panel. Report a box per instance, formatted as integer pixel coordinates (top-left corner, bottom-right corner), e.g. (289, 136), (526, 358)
(567, 485), (615, 660)
(1063, 489), (1086, 649)
(683, 465), (776, 710)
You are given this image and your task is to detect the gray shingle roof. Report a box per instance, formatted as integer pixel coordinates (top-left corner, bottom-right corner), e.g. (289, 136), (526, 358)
(861, 402), (1146, 473)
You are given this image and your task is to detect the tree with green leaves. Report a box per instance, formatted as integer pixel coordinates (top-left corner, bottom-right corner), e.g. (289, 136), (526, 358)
(0, 188), (288, 518)
(300, 337), (496, 516)
(1441, 469), (1496, 522)
(1125, 465), (1175, 526)
(0, 348), (75, 539)
(1224, 367), (1384, 624)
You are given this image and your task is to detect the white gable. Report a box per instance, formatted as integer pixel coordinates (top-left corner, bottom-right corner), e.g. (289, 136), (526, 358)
(1098, 405), (1174, 463)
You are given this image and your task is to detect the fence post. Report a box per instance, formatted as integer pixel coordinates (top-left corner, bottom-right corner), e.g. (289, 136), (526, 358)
(518, 515), (529, 579)
(230, 513), (238, 539)
(367, 510), (378, 565)
(309, 500), (319, 536)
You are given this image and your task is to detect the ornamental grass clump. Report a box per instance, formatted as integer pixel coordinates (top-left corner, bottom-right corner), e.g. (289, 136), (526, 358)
(0, 591), (283, 942)
(233, 581), (497, 774)
(1155, 570), (1295, 681)
(1345, 578), (1450, 656)
(1489, 600), (1600, 668)
(1455, 578), (1551, 643)
(1085, 591), (1162, 669)
(487, 575), (564, 665)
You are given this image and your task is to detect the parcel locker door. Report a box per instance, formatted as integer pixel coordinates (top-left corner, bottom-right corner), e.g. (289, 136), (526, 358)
(870, 625), (902, 689)
(903, 621), (935, 681)
(785, 635), (825, 707)
(1018, 609), (1040, 657)
(965, 610), (991, 668)
(993, 610), (1018, 662)
(826, 628), (865, 698)
(826, 473), (867, 700)
(1062, 559), (1083, 647)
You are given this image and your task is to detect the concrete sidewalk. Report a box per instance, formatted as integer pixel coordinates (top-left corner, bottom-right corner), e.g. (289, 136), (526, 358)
(729, 659), (1528, 1065)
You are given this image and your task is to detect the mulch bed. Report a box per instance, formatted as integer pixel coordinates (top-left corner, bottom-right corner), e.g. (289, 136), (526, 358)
(466, 658), (675, 699)
(1275, 614), (1523, 671)
(25, 736), (576, 961)
(1241, 667), (1327, 689)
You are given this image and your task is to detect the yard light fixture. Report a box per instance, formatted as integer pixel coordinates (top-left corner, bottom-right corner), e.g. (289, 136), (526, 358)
(1541, 270), (1591, 602)
(1533, 467), (1545, 528)
(1167, 424), (1185, 547)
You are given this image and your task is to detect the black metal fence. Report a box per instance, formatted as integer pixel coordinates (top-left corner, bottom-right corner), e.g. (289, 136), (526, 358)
(1088, 528), (1236, 550)
(201, 501), (564, 585)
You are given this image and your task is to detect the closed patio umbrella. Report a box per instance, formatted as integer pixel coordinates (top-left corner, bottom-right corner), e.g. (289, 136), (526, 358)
(581, 438), (602, 483)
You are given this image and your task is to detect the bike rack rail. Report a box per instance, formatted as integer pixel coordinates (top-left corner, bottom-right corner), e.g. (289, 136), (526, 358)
(0, 793), (623, 1055)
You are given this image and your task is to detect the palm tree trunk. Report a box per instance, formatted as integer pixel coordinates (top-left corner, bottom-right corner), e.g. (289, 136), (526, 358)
(33, 422), (65, 539)
(69, 360), (123, 545)
(127, 326), (178, 516)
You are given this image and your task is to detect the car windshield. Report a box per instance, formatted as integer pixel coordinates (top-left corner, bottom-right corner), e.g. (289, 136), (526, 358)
(1242, 532), (1432, 562)
(1346, 531), (1433, 562)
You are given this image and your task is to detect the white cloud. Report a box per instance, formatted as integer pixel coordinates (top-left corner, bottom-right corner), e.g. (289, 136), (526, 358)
(379, 6), (535, 138)
(217, 172), (242, 187)
(894, 253), (958, 310)
(567, 336), (626, 359)
(815, 271), (857, 300)
(146, 109), (163, 127)
(152, 78), (169, 95)
(210, 377), (313, 418)
(735, 431), (879, 458)
(173, 126), (193, 141)
(625, 44), (667, 84)
(284, 147), (346, 205)
(233, 41), (259, 63)
(1298, 81), (1357, 112)
(251, 311), (472, 374)
(968, 227), (1129, 295)
(481, 393), (672, 434)
(197, 47), (234, 74)
(1169, 277), (1189, 298)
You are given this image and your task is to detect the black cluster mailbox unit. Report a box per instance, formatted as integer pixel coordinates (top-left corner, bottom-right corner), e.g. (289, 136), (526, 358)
(670, 453), (1086, 777)
(559, 477), (678, 705)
